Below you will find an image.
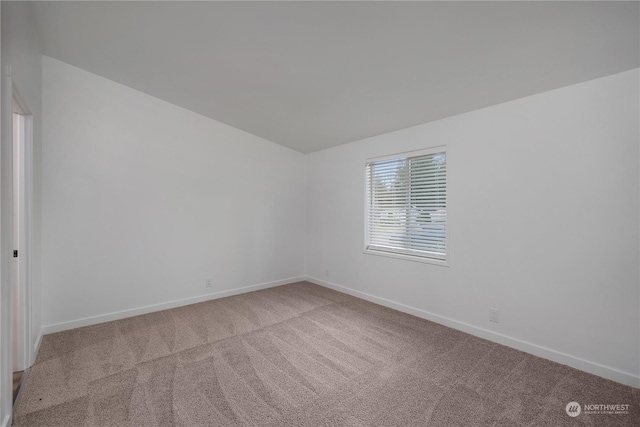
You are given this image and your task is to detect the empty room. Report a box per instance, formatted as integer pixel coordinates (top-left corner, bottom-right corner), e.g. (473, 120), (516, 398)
(1, 1), (639, 426)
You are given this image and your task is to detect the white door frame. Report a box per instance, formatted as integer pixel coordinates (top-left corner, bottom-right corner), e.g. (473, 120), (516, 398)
(0, 62), (35, 427)
(12, 88), (33, 371)
(1, 64), (14, 427)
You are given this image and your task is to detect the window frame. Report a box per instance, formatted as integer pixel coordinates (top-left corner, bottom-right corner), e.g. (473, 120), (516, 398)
(364, 146), (449, 267)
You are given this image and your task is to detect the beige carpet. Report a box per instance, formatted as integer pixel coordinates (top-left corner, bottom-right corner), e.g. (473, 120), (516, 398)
(13, 281), (640, 426)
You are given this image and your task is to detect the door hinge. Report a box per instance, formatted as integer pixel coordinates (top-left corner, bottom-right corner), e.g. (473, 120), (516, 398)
(13, 250), (18, 258)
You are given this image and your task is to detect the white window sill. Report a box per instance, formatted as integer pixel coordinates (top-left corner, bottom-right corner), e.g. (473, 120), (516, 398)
(363, 248), (449, 267)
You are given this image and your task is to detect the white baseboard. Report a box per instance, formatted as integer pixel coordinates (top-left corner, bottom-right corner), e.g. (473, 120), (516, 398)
(43, 276), (305, 334)
(1, 414), (10, 427)
(305, 276), (640, 388)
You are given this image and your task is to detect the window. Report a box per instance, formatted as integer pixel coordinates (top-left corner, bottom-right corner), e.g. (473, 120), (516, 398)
(365, 147), (447, 264)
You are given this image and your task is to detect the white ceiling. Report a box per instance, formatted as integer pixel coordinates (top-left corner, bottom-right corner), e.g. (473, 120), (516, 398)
(29, 1), (639, 153)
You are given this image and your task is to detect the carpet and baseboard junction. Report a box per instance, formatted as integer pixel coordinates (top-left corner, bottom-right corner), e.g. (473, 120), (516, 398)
(13, 282), (639, 426)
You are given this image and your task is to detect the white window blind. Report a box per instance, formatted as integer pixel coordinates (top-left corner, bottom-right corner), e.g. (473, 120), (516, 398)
(365, 148), (447, 261)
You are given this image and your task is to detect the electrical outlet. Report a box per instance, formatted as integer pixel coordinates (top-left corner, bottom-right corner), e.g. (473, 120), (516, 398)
(324, 269), (329, 278)
(206, 278), (213, 288)
(489, 308), (500, 323)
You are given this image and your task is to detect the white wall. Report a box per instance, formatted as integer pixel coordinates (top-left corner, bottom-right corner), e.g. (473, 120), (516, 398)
(1, 2), (42, 425)
(306, 69), (640, 387)
(41, 56), (306, 331)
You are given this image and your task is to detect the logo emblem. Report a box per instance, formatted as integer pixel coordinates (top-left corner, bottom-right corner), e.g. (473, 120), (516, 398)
(566, 402), (581, 417)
